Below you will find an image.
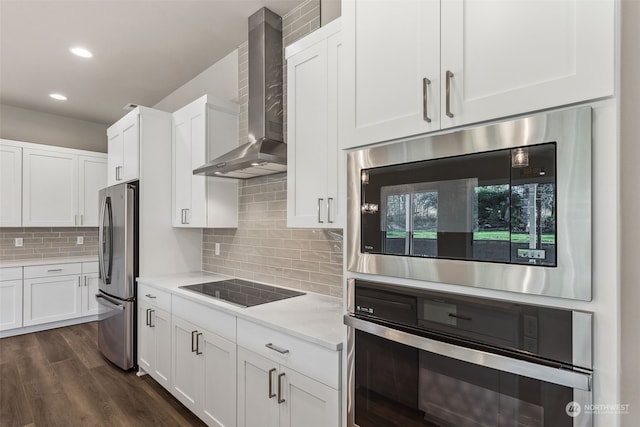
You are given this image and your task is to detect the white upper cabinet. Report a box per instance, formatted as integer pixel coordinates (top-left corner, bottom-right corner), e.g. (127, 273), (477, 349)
(0, 141), (22, 227)
(107, 108), (140, 186)
(341, 0), (614, 149)
(23, 147), (79, 227)
(171, 95), (239, 228)
(22, 145), (106, 227)
(439, 0), (614, 128)
(78, 155), (108, 226)
(286, 19), (345, 229)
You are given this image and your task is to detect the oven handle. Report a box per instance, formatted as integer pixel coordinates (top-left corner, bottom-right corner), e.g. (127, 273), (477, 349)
(344, 315), (592, 391)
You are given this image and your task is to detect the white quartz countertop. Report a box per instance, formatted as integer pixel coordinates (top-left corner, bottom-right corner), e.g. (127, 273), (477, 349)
(0, 256), (98, 268)
(138, 272), (345, 351)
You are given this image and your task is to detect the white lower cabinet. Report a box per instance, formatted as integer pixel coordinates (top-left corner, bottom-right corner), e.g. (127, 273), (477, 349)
(0, 267), (23, 331)
(23, 275), (82, 326)
(237, 347), (339, 427)
(138, 301), (172, 390)
(171, 296), (237, 427)
(236, 319), (341, 427)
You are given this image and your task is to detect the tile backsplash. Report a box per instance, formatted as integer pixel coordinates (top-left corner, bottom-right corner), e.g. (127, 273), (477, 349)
(202, 0), (344, 298)
(0, 227), (98, 262)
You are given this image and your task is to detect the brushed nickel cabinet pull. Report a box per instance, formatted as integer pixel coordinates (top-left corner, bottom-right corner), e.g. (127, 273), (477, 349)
(47, 269), (63, 272)
(268, 368), (277, 398)
(277, 372), (286, 404)
(145, 293), (156, 299)
(149, 309), (155, 327)
(80, 214), (84, 225)
(327, 197), (334, 224)
(195, 332), (203, 355)
(191, 330), (198, 353)
(146, 308), (150, 326)
(423, 77), (432, 123)
(265, 343), (290, 355)
(317, 198), (324, 224)
(445, 70), (454, 118)
(78, 275), (82, 287)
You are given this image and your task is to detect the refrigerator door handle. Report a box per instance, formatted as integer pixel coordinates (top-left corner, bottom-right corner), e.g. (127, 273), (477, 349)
(99, 196), (114, 285)
(95, 293), (125, 311)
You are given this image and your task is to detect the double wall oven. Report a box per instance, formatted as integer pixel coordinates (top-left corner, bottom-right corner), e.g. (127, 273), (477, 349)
(344, 107), (594, 426)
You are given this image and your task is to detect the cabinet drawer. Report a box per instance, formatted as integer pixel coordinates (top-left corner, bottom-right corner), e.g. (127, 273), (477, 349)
(82, 261), (99, 274)
(0, 267), (22, 281)
(138, 283), (171, 312)
(237, 318), (340, 389)
(172, 295), (236, 342)
(24, 263), (82, 279)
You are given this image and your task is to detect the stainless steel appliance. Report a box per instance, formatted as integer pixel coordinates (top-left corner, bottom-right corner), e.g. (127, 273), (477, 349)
(96, 181), (138, 370)
(348, 107), (592, 300)
(180, 279), (304, 308)
(345, 279), (593, 427)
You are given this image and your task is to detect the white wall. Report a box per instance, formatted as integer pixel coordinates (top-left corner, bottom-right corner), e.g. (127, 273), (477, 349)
(620, 0), (640, 424)
(153, 49), (238, 113)
(0, 104), (107, 152)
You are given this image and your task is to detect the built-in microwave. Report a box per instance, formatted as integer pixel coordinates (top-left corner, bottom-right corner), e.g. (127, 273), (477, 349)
(347, 107), (592, 301)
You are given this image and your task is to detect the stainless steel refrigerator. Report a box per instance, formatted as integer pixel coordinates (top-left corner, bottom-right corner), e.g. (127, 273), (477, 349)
(96, 181), (138, 370)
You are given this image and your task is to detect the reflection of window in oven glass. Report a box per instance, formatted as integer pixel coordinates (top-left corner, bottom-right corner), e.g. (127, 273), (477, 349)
(383, 190), (439, 256)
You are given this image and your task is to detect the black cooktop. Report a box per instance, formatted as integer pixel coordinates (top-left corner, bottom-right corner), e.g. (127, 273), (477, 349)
(179, 279), (305, 308)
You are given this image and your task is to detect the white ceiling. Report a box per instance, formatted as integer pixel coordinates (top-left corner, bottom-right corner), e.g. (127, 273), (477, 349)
(0, 0), (307, 125)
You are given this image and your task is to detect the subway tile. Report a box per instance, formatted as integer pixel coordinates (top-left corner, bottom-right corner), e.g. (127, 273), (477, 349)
(300, 250), (331, 263)
(309, 240), (342, 252)
(291, 259), (319, 272)
(299, 281), (330, 295)
(309, 271), (342, 287)
(282, 239), (310, 250)
(283, 268), (310, 281)
(318, 262), (342, 276)
(275, 248), (300, 260)
(274, 276), (302, 290)
(291, 229), (321, 240)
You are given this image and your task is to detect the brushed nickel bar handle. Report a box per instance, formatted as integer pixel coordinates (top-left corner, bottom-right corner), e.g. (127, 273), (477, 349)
(268, 368), (277, 398)
(423, 77), (432, 123)
(265, 343), (290, 355)
(445, 70), (454, 118)
(80, 214), (84, 226)
(145, 293), (156, 299)
(317, 198), (324, 224)
(191, 330), (198, 353)
(185, 209), (190, 224)
(78, 275), (82, 287)
(195, 332), (203, 355)
(47, 269), (63, 272)
(84, 275), (88, 287)
(149, 310), (155, 328)
(277, 372), (286, 404)
(74, 215), (78, 225)
(327, 197), (334, 224)
(146, 308), (150, 326)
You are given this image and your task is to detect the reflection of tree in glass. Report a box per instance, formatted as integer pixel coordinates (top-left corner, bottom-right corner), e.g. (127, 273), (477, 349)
(474, 185), (510, 231)
(385, 194), (406, 232)
(412, 192), (437, 231)
(510, 184), (555, 234)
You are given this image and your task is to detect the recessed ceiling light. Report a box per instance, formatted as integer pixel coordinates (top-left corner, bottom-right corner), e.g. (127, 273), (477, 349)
(49, 93), (67, 101)
(70, 47), (93, 58)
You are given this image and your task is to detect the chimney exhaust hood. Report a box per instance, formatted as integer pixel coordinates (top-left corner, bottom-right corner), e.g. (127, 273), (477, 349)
(194, 7), (286, 179)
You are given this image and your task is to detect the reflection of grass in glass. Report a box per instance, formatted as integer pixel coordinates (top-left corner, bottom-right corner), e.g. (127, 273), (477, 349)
(386, 230), (555, 243)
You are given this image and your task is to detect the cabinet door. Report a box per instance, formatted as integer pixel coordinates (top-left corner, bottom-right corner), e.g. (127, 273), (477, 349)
(341, 0), (441, 149)
(279, 367), (340, 427)
(23, 148), (79, 226)
(138, 301), (154, 373)
(0, 143), (22, 227)
(326, 30), (345, 229)
(152, 307), (172, 390)
(201, 330), (237, 427)
(0, 279), (23, 331)
(172, 99), (206, 227)
(78, 155), (107, 226)
(171, 316), (202, 414)
(107, 127), (122, 186)
(23, 275), (82, 326)
(440, 0), (614, 128)
(82, 273), (100, 315)
(237, 347), (279, 427)
(121, 113), (140, 183)
(287, 40), (330, 228)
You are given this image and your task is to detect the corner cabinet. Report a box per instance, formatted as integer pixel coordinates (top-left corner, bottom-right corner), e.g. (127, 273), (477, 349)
(286, 19), (345, 229)
(22, 146), (106, 227)
(171, 95), (239, 228)
(0, 141), (22, 227)
(340, 0), (615, 149)
(107, 108), (140, 186)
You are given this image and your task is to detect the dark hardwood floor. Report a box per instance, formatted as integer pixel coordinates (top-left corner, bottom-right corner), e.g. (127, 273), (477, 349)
(0, 322), (206, 427)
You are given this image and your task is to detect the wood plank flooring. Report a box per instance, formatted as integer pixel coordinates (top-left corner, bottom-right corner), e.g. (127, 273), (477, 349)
(0, 322), (206, 427)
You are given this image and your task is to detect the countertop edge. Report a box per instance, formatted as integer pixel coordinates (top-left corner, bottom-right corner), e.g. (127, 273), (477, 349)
(0, 256), (98, 268)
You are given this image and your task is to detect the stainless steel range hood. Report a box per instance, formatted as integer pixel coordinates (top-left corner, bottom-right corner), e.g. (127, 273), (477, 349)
(194, 7), (285, 179)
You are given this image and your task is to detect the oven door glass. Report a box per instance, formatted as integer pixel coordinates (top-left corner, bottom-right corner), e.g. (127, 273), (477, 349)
(354, 329), (581, 427)
(361, 143), (556, 266)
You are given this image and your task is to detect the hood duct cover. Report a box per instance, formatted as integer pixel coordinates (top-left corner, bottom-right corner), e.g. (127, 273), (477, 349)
(194, 7), (286, 179)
